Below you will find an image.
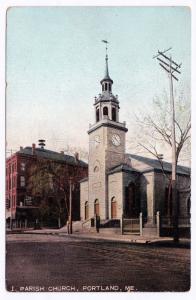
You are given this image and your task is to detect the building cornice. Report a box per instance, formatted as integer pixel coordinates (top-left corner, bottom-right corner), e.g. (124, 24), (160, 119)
(88, 119), (128, 134)
(141, 167), (190, 177)
(94, 99), (119, 107)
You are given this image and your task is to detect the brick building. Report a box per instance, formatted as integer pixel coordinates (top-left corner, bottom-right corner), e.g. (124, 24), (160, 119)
(6, 144), (88, 228)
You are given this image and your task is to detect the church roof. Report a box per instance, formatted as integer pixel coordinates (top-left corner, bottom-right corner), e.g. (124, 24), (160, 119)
(79, 177), (88, 183)
(95, 92), (119, 104)
(108, 163), (140, 175)
(17, 147), (88, 168)
(126, 154), (190, 176)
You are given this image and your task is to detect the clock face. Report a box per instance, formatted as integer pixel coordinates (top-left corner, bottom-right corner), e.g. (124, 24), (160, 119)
(111, 134), (121, 146)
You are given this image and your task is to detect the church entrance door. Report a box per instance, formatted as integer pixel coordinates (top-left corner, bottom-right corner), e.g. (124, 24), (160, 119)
(125, 183), (136, 218)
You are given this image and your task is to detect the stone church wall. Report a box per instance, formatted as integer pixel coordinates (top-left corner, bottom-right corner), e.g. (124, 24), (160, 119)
(139, 172), (154, 220)
(80, 180), (89, 221)
(153, 171), (190, 217)
(108, 172), (123, 219)
(88, 126), (108, 220)
(176, 174), (190, 217)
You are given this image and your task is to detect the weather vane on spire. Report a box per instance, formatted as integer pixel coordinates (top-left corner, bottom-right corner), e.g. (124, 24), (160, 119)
(102, 40), (109, 57)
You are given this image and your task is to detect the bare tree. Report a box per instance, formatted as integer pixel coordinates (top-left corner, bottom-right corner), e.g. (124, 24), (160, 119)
(132, 90), (191, 167)
(61, 144), (88, 162)
(128, 90), (191, 219)
(27, 157), (85, 228)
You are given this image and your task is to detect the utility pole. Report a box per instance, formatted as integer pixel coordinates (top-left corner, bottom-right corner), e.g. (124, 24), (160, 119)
(153, 48), (181, 242)
(10, 161), (13, 230)
(69, 177), (73, 234)
(67, 156), (80, 235)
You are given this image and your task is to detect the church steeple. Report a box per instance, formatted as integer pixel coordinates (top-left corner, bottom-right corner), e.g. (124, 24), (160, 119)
(100, 56), (114, 92)
(105, 54), (110, 78)
(100, 46), (113, 92)
(93, 41), (120, 124)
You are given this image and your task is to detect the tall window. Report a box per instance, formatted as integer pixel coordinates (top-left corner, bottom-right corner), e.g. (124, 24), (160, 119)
(103, 106), (108, 116)
(111, 197), (117, 219)
(112, 107), (116, 121)
(109, 83), (111, 91)
(105, 83), (107, 91)
(96, 108), (100, 122)
(20, 176), (25, 187)
(6, 198), (10, 209)
(13, 176), (16, 188)
(85, 201), (89, 220)
(21, 162), (25, 171)
(94, 199), (99, 216)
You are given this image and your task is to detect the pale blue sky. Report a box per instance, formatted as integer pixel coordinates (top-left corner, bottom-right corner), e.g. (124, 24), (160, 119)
(6, 6), (191, 155)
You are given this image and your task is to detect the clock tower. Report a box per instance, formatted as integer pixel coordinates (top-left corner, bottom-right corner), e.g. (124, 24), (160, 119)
(87, 50), (128, 220)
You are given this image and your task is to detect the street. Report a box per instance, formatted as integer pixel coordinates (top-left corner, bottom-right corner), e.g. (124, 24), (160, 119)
(6, 233), (190, 292)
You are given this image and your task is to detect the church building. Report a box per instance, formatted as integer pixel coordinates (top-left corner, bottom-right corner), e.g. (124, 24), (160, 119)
(80, 51), (190, 236)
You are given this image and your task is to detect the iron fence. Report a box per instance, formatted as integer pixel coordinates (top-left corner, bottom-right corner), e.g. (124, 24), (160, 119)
(122, 218), (140, 234)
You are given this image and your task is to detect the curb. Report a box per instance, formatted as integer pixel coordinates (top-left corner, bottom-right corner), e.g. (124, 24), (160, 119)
(7, 230), (152, 244)
(7, 230), (143, 244)
(6, 230), (189, 246)
(8, 231), (185, 247)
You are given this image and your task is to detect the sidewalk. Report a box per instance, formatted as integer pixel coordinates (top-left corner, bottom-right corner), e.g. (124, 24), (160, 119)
(7, 227), (190, 247)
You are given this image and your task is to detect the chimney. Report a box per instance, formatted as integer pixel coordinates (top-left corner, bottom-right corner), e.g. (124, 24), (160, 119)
(38, 139), (45, 149)
(32, 143), (36, 155)
(60, 151), (64, 155)
(20, 146), (23, 151)
(74, 152), (79, 161)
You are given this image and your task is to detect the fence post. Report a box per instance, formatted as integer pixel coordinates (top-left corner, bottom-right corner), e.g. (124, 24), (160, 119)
(139, 212), (143, 236)
(156, 211), (160, 237)
(121, 214), (124, 235)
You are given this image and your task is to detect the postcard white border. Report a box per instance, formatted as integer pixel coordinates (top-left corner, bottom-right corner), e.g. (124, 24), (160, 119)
(0, 0), (195, 299)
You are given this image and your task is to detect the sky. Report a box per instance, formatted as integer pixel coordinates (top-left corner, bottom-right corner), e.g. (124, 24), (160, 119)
(6, 6), (191, 159)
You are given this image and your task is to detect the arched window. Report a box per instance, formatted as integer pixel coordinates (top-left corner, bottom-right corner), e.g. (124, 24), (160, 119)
(109, 83), (111, 92)
(94, 166), (99, 173)
(103, 106), (108, 116)
(112, 107), (116, 121)
(94, 199), (99, 216)
(102, 84), (104, 92)
(85, 201), (89, 220)
(96, 108), (100, 122)
(105, 83), (107, 91)
(111, 197), (117, 219)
